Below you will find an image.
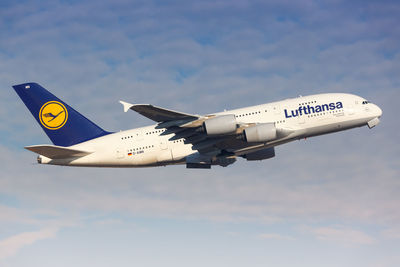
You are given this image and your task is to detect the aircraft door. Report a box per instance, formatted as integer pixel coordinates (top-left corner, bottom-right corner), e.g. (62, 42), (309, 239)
(157, 138), (172, 162)
(298, 115), (305, 124)
(160, 139), (168, 150)
(134, 130), (144, 141)
(347, 104), (355, 115)
(273, 105), (281, 115)
(116, 147), (125, 159)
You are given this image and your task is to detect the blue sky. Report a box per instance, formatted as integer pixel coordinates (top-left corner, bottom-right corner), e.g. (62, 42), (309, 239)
(1, 0), (399, 266)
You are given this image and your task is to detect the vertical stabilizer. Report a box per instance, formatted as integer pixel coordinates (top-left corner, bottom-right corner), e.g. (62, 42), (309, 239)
(13, 82), (110, 146)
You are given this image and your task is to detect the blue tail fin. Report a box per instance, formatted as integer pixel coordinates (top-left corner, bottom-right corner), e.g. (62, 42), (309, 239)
(13, 82), (110, 147)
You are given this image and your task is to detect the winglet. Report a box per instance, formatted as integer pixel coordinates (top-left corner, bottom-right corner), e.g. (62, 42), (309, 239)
(119, 100), (134, 113)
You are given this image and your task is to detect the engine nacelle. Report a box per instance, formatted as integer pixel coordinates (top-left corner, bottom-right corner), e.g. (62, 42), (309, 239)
(203, 114), (237, 135)
(243, 123), (277, 142)
(243, 147), (275, 161)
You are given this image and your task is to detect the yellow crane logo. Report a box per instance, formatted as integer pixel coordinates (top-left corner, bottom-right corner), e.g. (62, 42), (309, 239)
(39, 101), (68, 130)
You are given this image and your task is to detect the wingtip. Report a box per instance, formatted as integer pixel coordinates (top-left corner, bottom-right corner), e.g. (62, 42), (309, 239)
(119, 100), (133, 112)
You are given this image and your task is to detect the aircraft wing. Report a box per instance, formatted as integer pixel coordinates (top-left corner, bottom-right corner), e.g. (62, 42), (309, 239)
(119, 101), (199, 122)
(120, 101), (252, 155)
(120, 101), (298, 167)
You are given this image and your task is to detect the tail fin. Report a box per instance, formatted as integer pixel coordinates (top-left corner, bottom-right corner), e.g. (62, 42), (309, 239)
(13, 82), (110, 147)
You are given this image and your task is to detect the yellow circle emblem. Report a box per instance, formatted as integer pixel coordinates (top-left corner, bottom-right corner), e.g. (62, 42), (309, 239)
(39, 101), (68, 130)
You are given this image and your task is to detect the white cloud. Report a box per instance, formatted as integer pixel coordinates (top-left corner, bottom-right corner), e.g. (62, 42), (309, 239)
(258, 233), (295, 241)
(381, 227), (400, 240)
(0, 205), (28, 224)
(311, 226), (375, 246)
(0, 0), (399, 265)
(0, 228), (58, 261)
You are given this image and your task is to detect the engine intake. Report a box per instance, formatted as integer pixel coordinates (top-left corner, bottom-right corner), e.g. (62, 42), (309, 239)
(243, 123), (277, 143)
(203, 114), (237, 135)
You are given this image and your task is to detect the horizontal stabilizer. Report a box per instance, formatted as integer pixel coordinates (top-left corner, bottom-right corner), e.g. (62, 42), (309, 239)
(25, 145), (92, 159)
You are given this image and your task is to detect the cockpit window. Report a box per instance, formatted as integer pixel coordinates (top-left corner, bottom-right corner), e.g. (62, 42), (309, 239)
(362, 100), (370, 104)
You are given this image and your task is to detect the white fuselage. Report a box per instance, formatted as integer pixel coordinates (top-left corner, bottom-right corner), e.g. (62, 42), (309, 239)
(38, 93), (382, 167)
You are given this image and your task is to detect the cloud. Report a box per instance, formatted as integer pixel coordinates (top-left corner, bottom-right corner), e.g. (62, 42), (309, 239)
(258, 233), (295, 241)
(381, 227), (400, 240)
(311, 226), (375, 246)
(0, 0), (399, 265)
(0, 228), (58, 261)
(0, 129), (399, 226)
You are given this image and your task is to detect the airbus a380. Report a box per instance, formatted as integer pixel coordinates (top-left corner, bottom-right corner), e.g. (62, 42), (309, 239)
(13, 83), (382, 169)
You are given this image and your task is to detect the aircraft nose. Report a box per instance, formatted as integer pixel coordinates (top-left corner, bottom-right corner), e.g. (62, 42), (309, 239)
(375, 104), (383, 117)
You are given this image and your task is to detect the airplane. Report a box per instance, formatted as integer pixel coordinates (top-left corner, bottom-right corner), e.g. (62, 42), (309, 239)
(12, 82), (382, 169)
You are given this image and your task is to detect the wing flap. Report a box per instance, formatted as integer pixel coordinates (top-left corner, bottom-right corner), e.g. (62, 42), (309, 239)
(25, 145), (92, 159)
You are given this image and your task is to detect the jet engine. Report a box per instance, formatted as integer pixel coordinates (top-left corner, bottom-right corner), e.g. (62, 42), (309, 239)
(243, 123), (277, 143)
(203, 114), (237, 135)
(243, 147), (275, 161)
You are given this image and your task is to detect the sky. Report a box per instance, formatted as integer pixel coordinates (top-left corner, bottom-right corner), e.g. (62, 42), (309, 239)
(0, 0), (399, 266)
